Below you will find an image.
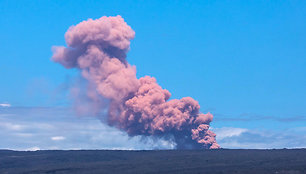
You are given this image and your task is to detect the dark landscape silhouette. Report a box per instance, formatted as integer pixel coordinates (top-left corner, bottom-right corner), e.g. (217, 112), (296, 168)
(1, 149), (306, 174)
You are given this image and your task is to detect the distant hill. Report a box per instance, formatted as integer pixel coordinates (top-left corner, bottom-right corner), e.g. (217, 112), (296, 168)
(0, 149), (306, 174)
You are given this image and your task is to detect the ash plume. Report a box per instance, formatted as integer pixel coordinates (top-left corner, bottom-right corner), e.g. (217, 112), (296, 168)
(52, 16), (220, 149)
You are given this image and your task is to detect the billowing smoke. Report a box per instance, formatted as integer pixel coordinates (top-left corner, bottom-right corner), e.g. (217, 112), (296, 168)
(52, 16), (220, 149)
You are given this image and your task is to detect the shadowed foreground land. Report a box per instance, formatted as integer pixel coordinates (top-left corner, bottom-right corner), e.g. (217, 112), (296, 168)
(0, 149), (306, 174)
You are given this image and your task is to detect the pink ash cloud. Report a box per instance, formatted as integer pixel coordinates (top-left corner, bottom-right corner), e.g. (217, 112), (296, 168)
(52, 15), (220, 149)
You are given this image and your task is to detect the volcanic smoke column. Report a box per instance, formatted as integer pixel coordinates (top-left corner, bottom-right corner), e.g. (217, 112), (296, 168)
(52, 16), (220, 149)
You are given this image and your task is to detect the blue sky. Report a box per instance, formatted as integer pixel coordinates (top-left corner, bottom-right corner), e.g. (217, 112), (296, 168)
(0, 0), (305, 150)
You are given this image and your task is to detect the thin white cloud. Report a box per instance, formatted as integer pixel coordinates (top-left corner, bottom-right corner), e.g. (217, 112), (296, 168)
(0, 103), (11, 107)
(14, 133), (33, 137)
(26, 146), (40, 151)
(0, 107), (177, 150)
(51, 136), (66, 141)
(219, 141), (269, 149)
(0, 122), (25, 131)
(213, 127), (248, 140)
(215, 127), (306, 149)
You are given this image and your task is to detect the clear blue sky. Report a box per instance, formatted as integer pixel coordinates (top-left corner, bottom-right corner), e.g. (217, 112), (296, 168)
(0, 0), (305, 150)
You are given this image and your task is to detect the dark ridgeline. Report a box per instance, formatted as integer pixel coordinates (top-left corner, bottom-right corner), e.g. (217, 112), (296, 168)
(0, 149), (306, 174)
